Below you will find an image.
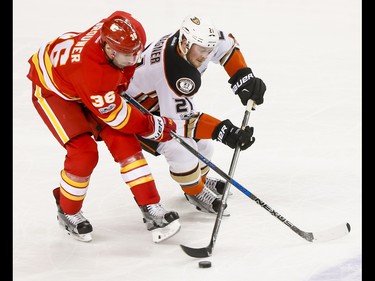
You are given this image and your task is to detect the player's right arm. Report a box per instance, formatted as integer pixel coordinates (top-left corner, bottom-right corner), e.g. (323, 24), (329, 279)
(27, 32), (174, 142)
(80, 88), (175, 142)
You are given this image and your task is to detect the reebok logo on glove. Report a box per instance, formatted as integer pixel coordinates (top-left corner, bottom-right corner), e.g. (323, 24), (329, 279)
(231, 73), (254, 93)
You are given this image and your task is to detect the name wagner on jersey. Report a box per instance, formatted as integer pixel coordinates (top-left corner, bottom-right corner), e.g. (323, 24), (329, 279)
(150, 34), (170, 64)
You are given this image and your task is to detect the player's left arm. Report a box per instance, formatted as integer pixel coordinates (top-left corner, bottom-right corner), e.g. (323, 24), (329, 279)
(177, 112), (254, 151)
(219, 33), (267, 107)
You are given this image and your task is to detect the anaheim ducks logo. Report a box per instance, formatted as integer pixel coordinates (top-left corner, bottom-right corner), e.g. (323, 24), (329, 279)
(190, 17), (200, 25)
(176, 78), (195, 95)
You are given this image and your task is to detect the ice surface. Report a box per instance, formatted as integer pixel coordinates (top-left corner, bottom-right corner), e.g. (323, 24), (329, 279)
(13, 0), (361, 280)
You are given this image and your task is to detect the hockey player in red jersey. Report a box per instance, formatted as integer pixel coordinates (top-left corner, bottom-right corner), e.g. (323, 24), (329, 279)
(27, 11), (180, 243)
(124, 15), (266, 214)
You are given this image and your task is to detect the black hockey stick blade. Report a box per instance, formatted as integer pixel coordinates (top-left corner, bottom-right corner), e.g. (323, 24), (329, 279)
(180, 244), (212, 258)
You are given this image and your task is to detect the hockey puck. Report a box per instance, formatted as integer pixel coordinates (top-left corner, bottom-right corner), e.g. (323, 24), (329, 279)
(198, 261), (212, 268)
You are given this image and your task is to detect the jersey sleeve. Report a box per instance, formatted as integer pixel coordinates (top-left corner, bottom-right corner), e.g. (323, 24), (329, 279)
(208, 31), (248, 77)
(175, 112), (221, 139)
(72, 65), (150, 136)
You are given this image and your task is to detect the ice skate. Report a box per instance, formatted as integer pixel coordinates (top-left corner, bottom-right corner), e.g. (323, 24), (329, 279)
(53, 188), (93, 242)
(185, 186), (228, 215)
(56, 209), (93, 242)
(140, 203), (181, 243)
(205, 177), (233, 196)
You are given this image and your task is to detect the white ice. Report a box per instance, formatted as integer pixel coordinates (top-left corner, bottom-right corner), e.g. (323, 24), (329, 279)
(13, 0), (362, 280)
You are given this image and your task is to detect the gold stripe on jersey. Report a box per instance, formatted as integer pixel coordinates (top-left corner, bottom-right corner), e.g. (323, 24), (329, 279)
(31, 41), (81, 101)
(60, 187), (86, 201)
(43, 44), (55, 84)
(170, 164), (200, 186)
(185, 113), (221, 139)
(34, 85), (70, 144)
(120, 157), (155, 188)
(61, 170), (89, 188)
(31, 39), (59, 91)
(31, 52), (48, 90)
(99, 98), (124, 122)
(101, 101), (132, 130)
(120, 158), (148, 173)
(200, 165), (210, 177)
(127, 175), (154, 188)
(59, 170), (89, 201)
(184, 116), (198, 138)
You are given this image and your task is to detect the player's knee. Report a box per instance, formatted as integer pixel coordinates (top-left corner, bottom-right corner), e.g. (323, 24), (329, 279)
(65, 134), (99, 176)
(170, 163), (201, 192)
(197, 139), (214, 159)
(80, 140), (99, 170)
(166, 145), (197, 168)
(101, 127), (142, 162)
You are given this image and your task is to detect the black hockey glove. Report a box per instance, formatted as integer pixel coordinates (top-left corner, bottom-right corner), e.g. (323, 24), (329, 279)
(212, 119), (255, 150)
(228, 67), (266, 106)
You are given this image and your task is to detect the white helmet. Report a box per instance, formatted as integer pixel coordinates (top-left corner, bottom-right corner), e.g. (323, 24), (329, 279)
(178, 15), (219, 51)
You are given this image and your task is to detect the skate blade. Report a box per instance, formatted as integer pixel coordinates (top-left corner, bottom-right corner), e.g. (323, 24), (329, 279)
(57, 220), (93, 242)
(152, 219), (181, 243)
(217, 191), (233, 198)
(69, 232), (93, 242)
(196, 207), (230, 217)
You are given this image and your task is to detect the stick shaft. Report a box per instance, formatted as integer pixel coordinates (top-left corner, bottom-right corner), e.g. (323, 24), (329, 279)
(207, 100), (253, 252)
(123, 93), (347, 245)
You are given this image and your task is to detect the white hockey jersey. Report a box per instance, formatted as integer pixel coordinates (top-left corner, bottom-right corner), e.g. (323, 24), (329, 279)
(125, 29), (245, 140)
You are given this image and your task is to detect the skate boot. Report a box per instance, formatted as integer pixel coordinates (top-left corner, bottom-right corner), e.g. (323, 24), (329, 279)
(139, 203), (181, 243)
(205, 177), (233, 196)
(184, 186), (227, 214)
(53, 188), (93, 242)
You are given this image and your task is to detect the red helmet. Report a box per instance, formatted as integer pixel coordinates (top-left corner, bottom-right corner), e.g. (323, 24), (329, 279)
(100, 16), (143, 54)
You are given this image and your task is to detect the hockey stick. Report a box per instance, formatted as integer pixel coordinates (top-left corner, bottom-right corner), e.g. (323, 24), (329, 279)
(180, 100), (254, 258)
(123, 93), (351, 256)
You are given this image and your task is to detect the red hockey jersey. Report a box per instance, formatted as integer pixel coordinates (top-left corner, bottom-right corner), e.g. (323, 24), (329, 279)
(27, 11), (150, 135)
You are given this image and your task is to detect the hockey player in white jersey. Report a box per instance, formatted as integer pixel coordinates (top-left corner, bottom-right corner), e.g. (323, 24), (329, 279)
(124, 15), (266, 214)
